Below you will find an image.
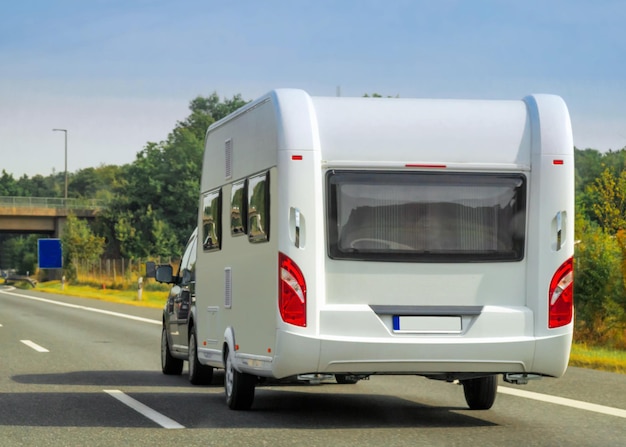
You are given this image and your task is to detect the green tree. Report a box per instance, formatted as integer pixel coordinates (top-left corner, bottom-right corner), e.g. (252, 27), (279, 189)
(0, 170), (19, 195)
(61, 214), (105, 281)
(1, 234), (40, 274)
(575, 148), (604, 193)
(574, 151), (626, 347)
(574, 215), (625, 346)
(18, 174), (54, 197)
(189, 92), (248, 122)
(587, 167), (626, 234)
(70, 165), (123, 201)
(574, 148), (626, 226)
(103, 93), (249, 258)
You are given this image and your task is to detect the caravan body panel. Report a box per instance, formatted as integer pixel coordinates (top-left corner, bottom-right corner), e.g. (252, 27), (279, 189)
(195, 89), (574, 381)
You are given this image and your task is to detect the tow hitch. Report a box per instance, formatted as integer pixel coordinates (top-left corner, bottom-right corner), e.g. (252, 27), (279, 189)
(503, 373), (542, 385)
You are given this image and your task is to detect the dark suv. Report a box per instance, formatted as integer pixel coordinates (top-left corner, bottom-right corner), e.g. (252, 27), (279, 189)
(157, 228), (213, 385)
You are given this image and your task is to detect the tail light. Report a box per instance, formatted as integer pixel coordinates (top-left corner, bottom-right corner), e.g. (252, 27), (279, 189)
(549, 257), (574, 328)
(279, 252), (307, 327)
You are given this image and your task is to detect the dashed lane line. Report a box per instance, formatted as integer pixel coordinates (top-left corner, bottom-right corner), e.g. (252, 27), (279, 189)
(5, 287), (625, 421)
(20, 339), (50, 352)
(104, 389), (185, 429)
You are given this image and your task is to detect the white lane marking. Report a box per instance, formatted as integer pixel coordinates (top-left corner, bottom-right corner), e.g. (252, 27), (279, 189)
(5, 288), (624, 420)
(0, 289), (160, 325)
(20, 340), (50, 352)
(104, 390), (184, 429)
(498, 386), (626, 419)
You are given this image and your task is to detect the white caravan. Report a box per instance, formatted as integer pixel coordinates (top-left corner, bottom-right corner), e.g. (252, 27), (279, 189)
(187, 89), (574, 410)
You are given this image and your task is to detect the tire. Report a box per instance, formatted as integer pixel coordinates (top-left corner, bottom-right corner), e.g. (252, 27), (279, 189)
(224, 346), (256, 410)
(161, 327), (183, 375)
(335, 374), (359, 384)
(188, 330), (213, 385)
(462, 375), (498, 410)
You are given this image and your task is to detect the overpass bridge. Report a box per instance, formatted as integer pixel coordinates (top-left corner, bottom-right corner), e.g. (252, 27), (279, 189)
(0, 196), (105, 237)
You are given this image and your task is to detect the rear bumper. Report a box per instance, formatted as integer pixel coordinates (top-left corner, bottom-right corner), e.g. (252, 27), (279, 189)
(328, 334), (571, 376)
(271, 330), (572, 379)
(268, 305), (572, 379)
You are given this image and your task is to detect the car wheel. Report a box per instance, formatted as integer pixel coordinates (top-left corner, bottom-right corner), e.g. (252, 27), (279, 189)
(161, 327), (183, 375)
(224, 346), (256, 410)
(188, 330), (213, 385)
(335, 374), (359, 384)
(462, 375), (498, 410)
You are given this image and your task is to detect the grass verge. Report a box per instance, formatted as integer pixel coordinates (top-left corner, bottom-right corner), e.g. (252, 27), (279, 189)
(33, 280), (167, 309)
(569, 343), (626, 374)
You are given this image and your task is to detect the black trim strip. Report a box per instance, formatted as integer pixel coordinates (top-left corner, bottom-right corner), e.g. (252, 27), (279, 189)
(370, 305), (483, 316)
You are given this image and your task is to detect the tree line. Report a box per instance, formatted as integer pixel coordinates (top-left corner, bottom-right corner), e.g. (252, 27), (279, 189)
(1, 93), (625, 347)
(0, 92), (248, 272)
(573, 148), (626, 347)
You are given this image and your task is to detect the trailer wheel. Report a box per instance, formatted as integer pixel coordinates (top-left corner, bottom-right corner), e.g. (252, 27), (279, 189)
(161, 327), (183, 375)
(462, 375), (498, 410)
(335, 374), (359, 384)
(224, 346), (256, 410)
(188, 330), (213, 385)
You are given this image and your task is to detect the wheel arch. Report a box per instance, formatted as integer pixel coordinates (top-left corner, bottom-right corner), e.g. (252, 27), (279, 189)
(223, 326), (236, 363)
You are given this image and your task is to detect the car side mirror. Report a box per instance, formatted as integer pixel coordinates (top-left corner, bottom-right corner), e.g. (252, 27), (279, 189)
(155, 264), (174, 283)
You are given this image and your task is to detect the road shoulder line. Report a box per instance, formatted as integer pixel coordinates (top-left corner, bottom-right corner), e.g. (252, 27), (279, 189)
(498, 386), (626, 419)
(0, 288), (160, 325)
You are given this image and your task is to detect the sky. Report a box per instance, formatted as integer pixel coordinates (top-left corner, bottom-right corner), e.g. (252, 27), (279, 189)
(1, 0), (625, 178)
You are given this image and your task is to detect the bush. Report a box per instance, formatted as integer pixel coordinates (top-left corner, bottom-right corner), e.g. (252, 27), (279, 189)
(574, 218), (626, 347)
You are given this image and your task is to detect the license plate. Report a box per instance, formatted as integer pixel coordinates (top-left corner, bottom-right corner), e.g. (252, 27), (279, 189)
(393, 315), (462, 333)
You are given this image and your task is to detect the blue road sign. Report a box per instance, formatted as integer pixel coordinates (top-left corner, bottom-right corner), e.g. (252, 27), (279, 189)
(38, 239), (63, 269)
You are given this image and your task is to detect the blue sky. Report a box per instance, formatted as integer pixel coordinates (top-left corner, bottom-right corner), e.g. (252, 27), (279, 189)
(1, 0), (624, 177)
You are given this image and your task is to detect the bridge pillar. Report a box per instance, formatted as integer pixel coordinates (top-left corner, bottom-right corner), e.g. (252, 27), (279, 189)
(54, 216), (68, 239)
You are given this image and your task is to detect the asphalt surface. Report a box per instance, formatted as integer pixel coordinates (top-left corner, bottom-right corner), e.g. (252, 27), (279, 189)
(1, 285), (625, 446)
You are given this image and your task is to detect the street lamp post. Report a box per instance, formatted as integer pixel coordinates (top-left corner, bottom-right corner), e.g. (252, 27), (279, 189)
(52, 128), (68, 200)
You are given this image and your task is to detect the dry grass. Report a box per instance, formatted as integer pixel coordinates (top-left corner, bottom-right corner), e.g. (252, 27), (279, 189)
(569, 343), (626, 374)
(35, 280), (168, 309)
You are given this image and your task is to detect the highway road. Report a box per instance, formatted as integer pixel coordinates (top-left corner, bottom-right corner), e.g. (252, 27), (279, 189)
(1, 285), (625, 446)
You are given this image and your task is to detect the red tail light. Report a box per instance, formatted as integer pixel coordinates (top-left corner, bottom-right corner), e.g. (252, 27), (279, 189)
(549, 257), (574, 328)
(279, 252), (307, 327)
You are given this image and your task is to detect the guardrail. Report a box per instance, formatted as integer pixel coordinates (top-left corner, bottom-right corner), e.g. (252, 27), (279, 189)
(0, 196), (106, 210)
(3, 275), (37, 287)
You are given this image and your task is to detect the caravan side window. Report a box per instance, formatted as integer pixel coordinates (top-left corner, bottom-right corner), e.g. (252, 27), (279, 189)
(231, 179), (248, 236)
(248, 171), (270, 243)
(202, 189), (222, 251)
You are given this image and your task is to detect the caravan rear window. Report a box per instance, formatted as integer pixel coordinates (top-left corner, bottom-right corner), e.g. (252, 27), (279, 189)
(327, 171), (526, 262)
